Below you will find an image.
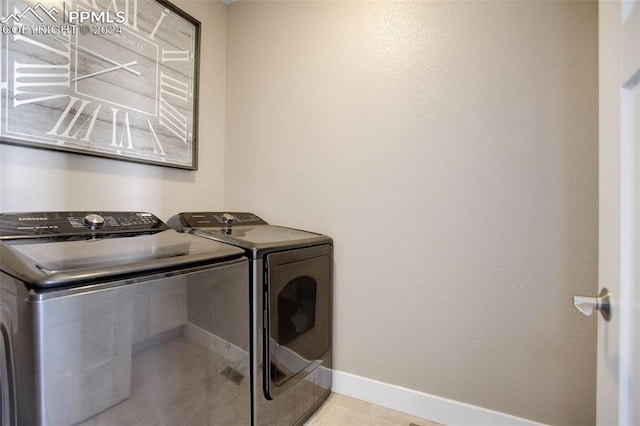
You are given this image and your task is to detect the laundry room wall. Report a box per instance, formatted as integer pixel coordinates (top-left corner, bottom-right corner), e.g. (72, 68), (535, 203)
(0, 0), (226, 221)
(224, 1), (598, 425)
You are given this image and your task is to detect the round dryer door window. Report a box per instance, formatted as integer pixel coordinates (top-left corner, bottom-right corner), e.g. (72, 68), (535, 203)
(277, 276), (317, 346)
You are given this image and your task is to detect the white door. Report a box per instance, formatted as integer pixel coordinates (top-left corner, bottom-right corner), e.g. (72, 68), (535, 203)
(596, 0), (640, 424)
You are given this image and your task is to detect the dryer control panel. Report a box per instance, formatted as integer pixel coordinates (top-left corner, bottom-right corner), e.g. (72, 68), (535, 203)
(178, 212), (268, 229)
(0, 212), (167, 239)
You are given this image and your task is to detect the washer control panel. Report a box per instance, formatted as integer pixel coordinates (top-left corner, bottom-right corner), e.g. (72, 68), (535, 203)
(0, 212), (167, 238)
(179, 212), (268, 229)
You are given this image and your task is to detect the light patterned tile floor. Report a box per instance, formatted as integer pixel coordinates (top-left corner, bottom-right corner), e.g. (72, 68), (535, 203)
(304, 393), (444, 426)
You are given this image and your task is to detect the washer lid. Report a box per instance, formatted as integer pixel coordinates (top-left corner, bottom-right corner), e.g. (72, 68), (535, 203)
(0, 230), (245, 288)
(168, 212), (332, 255)
(192, 225), (331, 253)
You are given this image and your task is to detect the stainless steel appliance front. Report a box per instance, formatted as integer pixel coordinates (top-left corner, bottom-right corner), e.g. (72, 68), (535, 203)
(0, 212), (251, 425)
(167, 212), (333, 426)
(265, 245), (331, 399)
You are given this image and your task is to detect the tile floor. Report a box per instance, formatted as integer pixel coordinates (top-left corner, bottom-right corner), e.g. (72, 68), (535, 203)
(304, 393), (443, 426)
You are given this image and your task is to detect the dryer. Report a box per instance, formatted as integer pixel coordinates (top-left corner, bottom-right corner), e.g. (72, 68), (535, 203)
(167, 212), (332, 426)
(0, 211), (250, 425)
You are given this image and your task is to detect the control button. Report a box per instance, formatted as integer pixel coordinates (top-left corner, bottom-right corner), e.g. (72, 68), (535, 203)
(221, 213), (235, 224)
(84, 214), (105, 229)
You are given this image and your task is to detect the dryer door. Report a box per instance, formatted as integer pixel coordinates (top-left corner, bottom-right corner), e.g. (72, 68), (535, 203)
(265, 245), (331, 399)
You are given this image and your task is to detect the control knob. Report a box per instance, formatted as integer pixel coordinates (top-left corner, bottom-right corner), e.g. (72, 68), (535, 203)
(84, 214), (105, 229)
(221, 213), (235, 224)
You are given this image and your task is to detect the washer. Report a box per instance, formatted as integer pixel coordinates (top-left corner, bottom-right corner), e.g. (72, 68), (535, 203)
(0, 211), (251, 426)
(167, 212), (332, 426)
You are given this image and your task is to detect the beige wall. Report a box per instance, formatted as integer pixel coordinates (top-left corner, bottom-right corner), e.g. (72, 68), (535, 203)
(0, 0), (227, 221)
(225, 2), (598, 425)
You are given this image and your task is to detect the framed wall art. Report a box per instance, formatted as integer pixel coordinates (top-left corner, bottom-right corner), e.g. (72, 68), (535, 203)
(0, 0), (201, 170)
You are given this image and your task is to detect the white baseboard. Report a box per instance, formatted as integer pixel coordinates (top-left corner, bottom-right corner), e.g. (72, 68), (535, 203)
(332, 370), (542, 426)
